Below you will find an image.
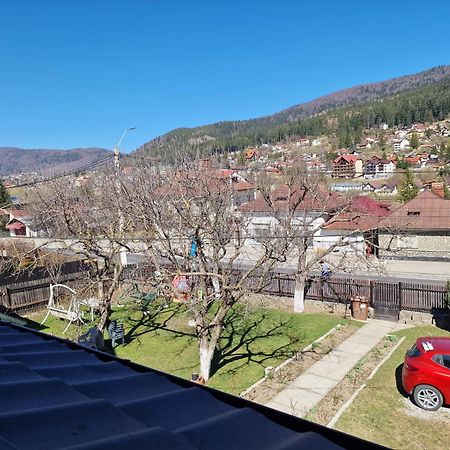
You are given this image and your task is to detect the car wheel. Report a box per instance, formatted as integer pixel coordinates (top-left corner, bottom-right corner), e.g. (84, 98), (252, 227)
(413, 384), (443, 411)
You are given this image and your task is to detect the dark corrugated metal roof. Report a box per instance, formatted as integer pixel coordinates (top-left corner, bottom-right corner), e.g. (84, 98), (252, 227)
(0, 322), (384, 450)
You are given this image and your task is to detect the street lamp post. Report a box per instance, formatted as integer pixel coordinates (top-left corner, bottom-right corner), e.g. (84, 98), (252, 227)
(113, 127), (137, 168)
(112, 127), (136, 267)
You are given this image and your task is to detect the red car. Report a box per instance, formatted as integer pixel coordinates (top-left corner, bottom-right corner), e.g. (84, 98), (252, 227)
(402, 337), (450, 411)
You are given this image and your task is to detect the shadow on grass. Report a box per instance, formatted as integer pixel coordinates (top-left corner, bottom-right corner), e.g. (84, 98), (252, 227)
(210, 308), (305, 378)
(121, 301), (195, 345)
(109, 302), (316, 381)
(395, 363), (409, 398)
(0, 305), (49, 331)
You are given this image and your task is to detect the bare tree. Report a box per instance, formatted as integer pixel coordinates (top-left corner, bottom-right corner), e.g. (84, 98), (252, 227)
(121, 159), (396, 380)
(27, 172), (129, 330)
(241, 164), (390, 312)
(122, 163), (284, 380)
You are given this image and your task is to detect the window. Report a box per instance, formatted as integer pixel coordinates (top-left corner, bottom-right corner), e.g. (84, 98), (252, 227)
(406, 344), (422, 357)
(432, 354), (450, 369)
(407, 211), (420, 216)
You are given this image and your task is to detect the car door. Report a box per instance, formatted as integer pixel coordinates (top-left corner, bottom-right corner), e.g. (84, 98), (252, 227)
(431, 354), (450, 402)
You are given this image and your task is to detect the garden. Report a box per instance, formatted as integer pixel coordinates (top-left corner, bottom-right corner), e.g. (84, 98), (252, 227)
(28, 298), (346, 395)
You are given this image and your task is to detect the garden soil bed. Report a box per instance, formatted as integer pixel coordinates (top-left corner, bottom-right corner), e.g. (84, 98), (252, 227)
(304, 335), (399, 425)
(243, 320), (361, 404)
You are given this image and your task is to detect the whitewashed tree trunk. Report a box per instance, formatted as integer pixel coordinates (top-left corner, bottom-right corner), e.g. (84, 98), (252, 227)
(293, 276), (305, 313)
(211, 276), (221, 299)
(294, 239), (308, 313)
(199, 336), (215, 381)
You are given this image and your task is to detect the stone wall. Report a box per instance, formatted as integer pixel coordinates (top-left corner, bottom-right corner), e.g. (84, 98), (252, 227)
(399, 310), (434, 325)
(305, 299), (350, 316)
(379, 233), (450, 259)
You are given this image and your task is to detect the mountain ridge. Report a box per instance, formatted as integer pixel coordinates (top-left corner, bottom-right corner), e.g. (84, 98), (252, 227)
(0, 147), (111, 178)
(136, 65), (450, 158)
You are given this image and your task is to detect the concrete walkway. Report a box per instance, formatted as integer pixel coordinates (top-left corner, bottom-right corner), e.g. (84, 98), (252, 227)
(266, 319), (403, 418)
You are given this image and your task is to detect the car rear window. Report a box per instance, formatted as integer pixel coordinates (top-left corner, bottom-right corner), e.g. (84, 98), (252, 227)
(407, 344), (422, 357)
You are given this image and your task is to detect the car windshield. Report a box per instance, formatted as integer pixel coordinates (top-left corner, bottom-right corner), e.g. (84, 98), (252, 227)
(406, 344), (422, 357)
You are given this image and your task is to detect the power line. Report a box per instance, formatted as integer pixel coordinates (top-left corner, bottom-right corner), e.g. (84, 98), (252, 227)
(7, 155), (114, 188)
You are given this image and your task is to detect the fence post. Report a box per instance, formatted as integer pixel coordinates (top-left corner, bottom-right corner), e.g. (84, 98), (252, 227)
(0, 286), (8, 308)
(277, 276), (281, 296)
(369, 280), (374, 307)
(398, 282), (403, 314)
(6, 288), (12, 309)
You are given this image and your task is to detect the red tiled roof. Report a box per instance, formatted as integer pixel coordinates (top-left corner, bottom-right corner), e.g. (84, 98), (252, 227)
(5, 220), (25, 230)
(404, 156), (421, 165)
(333, 155), (360, 165)
(239, 185), (337, 213)
(232, 181), (254, 191)
(379, 190), (450, 230)
(323, 197), (390, 231)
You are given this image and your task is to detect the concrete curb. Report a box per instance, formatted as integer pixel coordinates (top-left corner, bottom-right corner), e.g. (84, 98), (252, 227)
(327, 384), (367, 429)
(239, 323), (342, 398)
(327, 335), (406, 429)
(367, 336), (406, 380)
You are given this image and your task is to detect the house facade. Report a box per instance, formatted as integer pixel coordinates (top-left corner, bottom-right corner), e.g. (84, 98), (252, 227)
(0, 207), (38, 238)
(364, 157), (396, 178)
(313, 197), (391, 256)
(332, 155), (363, 178)
(393, 139), (410, 151)
(378, 190), (450, 260)
(238, 185), (333, 239)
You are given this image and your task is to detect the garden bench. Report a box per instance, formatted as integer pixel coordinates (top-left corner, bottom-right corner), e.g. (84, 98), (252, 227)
(40, 284), (85, 334)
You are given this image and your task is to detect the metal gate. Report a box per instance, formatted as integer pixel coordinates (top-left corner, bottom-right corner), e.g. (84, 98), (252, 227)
(371, 281), (400, 321)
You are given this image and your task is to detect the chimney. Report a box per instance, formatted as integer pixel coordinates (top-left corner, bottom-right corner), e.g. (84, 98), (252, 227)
(431, 181), (445, 198)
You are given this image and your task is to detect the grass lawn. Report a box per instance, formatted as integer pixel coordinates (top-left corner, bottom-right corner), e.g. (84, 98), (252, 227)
(335, 325), (450, 450)
(28, 301), (345, 394)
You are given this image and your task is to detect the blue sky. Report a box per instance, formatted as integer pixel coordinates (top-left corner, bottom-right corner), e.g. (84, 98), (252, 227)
(0, 0), (449, 152)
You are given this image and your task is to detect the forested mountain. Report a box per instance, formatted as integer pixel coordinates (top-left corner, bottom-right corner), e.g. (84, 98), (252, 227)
(268, 77), (450, 149)
(0, 147), (111, 177)
(136, 65), (450, 160)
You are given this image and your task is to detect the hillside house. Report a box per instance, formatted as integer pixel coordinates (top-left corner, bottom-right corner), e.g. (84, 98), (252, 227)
(356, 141), (372, 150)
(330, 182), (366, 193)
(245, 149), (257, 160)
(2, 210), (37, 237)
(411, 123), (427, 134)
(393, 138), (410, 151)
(364, 157), (396, 178)
(332, 155), (363, 178)
(295, 138), (310, 147)
(365, 181), (398, 196)
(0, 197), (39, 238)
(404, 156), (422, 167)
